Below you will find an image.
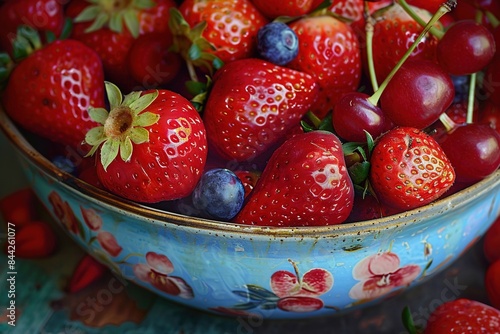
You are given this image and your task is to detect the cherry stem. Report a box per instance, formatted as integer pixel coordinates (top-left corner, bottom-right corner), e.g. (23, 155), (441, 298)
(485, 10), (500, 28)
(364, 3), (379, 91)
(306, 111), (322, 128)
(396, 0), (445, 39)
(288, 259), (302, 286)
(466, 72), (477, 124)
(438, 112), (458, 132)
(367, 0), (455, 106)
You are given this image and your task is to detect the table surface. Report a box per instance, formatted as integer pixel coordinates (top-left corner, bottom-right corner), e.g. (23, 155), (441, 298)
(0, 131), (491, 334)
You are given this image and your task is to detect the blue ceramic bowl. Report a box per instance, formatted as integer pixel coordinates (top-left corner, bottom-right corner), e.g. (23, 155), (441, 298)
(1, 107), (499, 320)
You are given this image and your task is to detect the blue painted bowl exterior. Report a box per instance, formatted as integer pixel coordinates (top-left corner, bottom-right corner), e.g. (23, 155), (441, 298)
(2, 109), (500, 319)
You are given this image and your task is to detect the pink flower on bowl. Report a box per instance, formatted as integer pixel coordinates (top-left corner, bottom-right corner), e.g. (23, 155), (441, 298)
(81, 206), (102, 231)
(134, 252), (194, 299)
(349, 252), (421, 301)
(96, 231), (122, 257)
(48, 191), (79, 234)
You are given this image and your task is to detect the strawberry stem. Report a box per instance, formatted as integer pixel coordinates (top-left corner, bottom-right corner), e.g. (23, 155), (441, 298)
(367, 0), (456, 106)
(396, 0), (445, 39)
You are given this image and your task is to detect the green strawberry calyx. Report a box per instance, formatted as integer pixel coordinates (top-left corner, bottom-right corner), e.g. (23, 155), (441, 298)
(168, 8), (224, 82)
(74, 0), (156, 38)
(85, 81), (160, 171)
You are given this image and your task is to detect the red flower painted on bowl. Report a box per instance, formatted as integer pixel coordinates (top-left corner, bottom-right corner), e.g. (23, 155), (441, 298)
(133, 251), (194, 299)
(96, 231), (122, 257)
(270, 261), (333, 312)
(349, 252), (421, 301)
(81, 206), (102, 231)
(48, 191), (79, 234)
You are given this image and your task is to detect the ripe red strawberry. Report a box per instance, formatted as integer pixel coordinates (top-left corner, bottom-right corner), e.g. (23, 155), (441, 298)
(234, 170), (261, 198)
(369, 127), (455, 211)
(85, 82), (207, 203)
(251, 0), (323, 19)
(67, 254), (108, 293)
(328, 0), (364, 25)
(126, 32), (182, 89)
(0, 0), (66, 55)
(1, 37), (105, 150)
(66, 0), (177, 92)
(172, 0), (268, 74)
(368, 3), (441, 83)
(406, 0), (445, 13)
(5, 220), (58, 258)
(424, 299), (500, 333)
(0, 188), (38, 227)
(287, 14), (361, 119)
(486, 259), (500, 310)
(234, 131), (354, 227)
(202, 58), (319, 162)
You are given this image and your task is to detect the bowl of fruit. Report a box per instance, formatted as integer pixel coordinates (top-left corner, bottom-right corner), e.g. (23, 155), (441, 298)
(1, 0), (500, 320)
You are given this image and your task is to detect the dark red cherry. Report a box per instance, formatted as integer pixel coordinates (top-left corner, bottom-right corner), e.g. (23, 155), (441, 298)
(437, 20), (496, 75)
(439, 123), (500, 183)
(380, 59), (455, 129)
(478, 101), (500, 135)
(332, 92), (393, 142)
(483, 57), (500, 108)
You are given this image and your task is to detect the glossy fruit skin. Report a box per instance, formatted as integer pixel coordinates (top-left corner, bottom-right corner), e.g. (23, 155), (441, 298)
(368, 3), (440, 84)
(234, 131), (354, 227)
(0, 188), (37, 227)
(437, 20), (496, 75)
(478, 101), (500, 135)
(287, 15), (361, 119)
(257, 22), (299, 66)
(127, 32), (182, 89)
(96, 90), (208, 203)
(484, 216), (500, 264)
(203, 58), (319, 162)
(192, 168), (245, 220)
(406, 0), (443, 12)
(1, 39), (105, 149)
(66, 0), (177, 92)
(178, 0), (268, 64)
(251, 0), (323, 19)
(369, 127), (455, 211)
(424, 299), (500, 333)
(380, 60), (455, 129)
(483, 56), (500, 108)
(67, 254), (108, 293)
(486, 259), (500, 310)
(0, 0), (65, 55)
(438, 123), (500, 184)
(7, 220), (57, 258)
(332, 92), (393, 142)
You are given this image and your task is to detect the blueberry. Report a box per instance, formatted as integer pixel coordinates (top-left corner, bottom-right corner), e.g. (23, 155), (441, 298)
(52, 155), (76, 174)
(192, 168), (245, 221)
(451, 75), (469, 103)
(257, 22), (299, 66)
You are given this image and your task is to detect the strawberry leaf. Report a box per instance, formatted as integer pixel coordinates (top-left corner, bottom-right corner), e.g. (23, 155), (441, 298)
(85, 82), (161, 171)
(12, 26), (42, 61)
(402, 306), (419, 334)
(348, 161), (370, 185)
(0, 52), (14, 88)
